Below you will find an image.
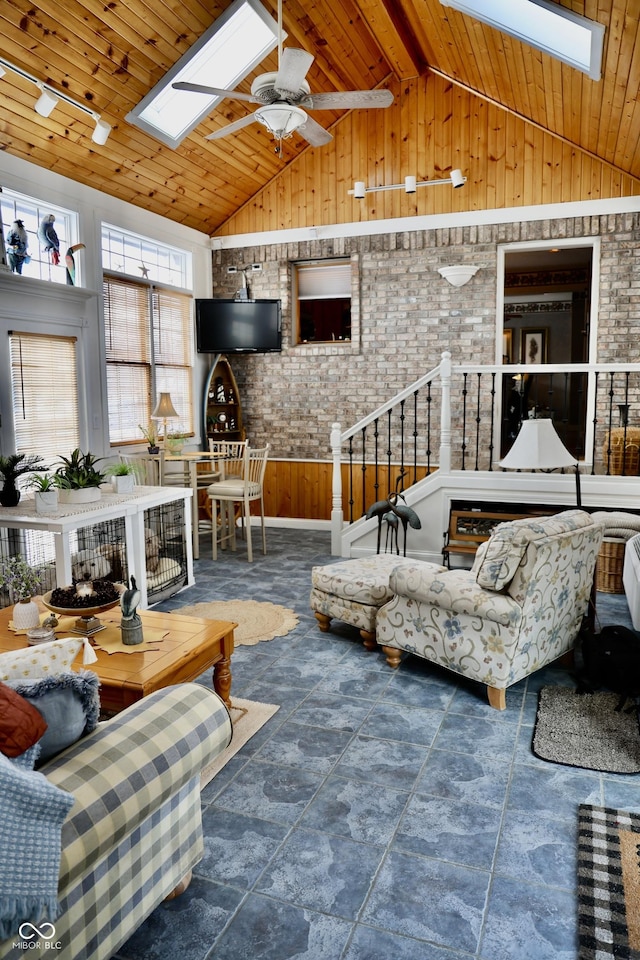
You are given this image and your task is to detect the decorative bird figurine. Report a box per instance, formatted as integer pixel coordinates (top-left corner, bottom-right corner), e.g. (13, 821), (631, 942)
(65, 243), (85, 285)
(120, 575), (141, 621)
(38, 213), (60, 264)
(6, 220), (29, 274)
(365, 488), (422, 556)
(386, 492), (421, 556)
(365, 495), (396, 554)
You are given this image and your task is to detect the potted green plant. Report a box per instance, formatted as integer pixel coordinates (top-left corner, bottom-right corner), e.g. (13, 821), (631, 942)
(28, 472), (60, 514)
(55, 448), (107, 504)
(0, 554), (44, 630)
(106, 461), (138, 494)
(166, 431), (187, 456)
(0, 453), (47, 508)
(138, 423), (159, 454)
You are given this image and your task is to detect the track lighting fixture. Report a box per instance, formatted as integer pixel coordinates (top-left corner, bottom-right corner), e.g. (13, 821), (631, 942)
(0, 55), (111, 145)
(34, 87), (59, 118)
(349, 169), (467, 197)
(92, 118), (112, 145)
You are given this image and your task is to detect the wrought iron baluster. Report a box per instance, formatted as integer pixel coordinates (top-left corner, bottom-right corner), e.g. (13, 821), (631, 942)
(474, 373), (482, 471)
(373, 417), (380, 504)
(461, 373), (468, 470)
(488, 372), (496, 470)
(621, 372), (631, 475)
(412, 391), (419, 485)
(426, 383), (432, 474)
(605, 372), (615, 475)
(348, 436), (355, 523)
(387, 410), (392, 497)
(360, 426), (367, 516)
(399, 398), (406, 489)
(590, 371), (599, 475)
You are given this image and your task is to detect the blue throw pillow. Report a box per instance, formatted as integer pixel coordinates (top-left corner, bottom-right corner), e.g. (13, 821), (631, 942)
(5, 671), (100, 764)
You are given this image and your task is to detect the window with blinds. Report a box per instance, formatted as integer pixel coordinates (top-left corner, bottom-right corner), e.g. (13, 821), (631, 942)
(9, 332), (79, 465)
(104, 276), (194, 444)
(294, 259), (352, 344)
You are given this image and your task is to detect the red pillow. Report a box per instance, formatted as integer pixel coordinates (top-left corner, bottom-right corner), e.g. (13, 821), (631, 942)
(0, 681), (48, 758)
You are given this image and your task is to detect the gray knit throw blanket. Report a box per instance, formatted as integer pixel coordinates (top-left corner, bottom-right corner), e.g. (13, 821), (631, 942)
(0, 750), (74, 939)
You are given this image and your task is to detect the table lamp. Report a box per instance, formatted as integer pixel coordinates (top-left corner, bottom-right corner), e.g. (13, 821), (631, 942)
(151, 392), (179, 445)
(498, 418), (581, 506)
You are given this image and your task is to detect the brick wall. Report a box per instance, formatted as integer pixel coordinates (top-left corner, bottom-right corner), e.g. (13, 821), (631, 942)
(212, 212), (640, 460)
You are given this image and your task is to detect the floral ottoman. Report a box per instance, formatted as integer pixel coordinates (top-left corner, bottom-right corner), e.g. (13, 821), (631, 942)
(310, 554), (445, 647)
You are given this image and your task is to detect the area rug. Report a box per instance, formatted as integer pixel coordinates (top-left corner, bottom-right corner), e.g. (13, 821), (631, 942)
(578, 805), (640, 959)
(200, 697), (279, 788)
(533, 686), (640, 774)
(175, 599), (299, 646)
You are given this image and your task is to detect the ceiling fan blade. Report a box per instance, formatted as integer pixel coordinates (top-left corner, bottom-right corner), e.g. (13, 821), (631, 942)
(173, 81), (259, 104)
(297, 115), (333, 147)
(205, 113), (257, 141)
(302, 89), (394, 110)
(274, 48), (314, 97)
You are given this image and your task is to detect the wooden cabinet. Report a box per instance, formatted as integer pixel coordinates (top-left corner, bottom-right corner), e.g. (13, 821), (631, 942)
(203, 355), (245, 445)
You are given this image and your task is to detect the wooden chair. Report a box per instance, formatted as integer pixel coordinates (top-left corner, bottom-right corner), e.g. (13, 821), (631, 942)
(207, 444), (270, 562)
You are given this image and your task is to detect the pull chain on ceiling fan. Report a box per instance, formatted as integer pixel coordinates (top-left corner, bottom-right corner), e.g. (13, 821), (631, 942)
(173, 0), (394, 156)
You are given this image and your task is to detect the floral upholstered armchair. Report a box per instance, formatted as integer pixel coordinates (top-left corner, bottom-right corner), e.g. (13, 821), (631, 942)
(376, 510), (605, 709)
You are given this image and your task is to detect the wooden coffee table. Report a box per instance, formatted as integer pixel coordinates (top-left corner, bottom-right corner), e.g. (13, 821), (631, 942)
(0, 604), (236, 714)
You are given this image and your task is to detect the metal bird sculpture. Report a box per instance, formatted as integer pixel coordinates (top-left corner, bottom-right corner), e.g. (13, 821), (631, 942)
(365, 488), (422, 556)
(365, 495), (395, 554)
(120, 575), (141, 621)
(38, 214), (60, 264)
(386, 492), (421, 556)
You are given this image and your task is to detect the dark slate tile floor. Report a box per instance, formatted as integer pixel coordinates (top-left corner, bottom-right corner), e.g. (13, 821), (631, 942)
(114, 528), (640, 960)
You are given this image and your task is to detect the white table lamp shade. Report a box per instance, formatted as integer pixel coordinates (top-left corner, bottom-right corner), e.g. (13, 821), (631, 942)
(498, 419), (576, 470)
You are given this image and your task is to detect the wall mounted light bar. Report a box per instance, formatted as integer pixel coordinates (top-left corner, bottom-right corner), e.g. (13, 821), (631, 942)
(349, 170), (466, 198)
(0, 55), (112, 144)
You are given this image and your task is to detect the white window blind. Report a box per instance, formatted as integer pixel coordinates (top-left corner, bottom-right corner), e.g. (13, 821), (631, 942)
(297, 261), (352, 300)
(9, 332), (79, 465)
(104, 275), (193, 443)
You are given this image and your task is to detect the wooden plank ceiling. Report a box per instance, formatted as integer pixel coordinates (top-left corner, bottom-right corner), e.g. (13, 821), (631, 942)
(0, 0), (638, 236)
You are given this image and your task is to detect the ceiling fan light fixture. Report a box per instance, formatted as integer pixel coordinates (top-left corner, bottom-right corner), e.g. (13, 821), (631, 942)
(254, 103), (307, 138)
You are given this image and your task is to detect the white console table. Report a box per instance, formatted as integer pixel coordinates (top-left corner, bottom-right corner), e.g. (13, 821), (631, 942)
(0, 485), (194, 610)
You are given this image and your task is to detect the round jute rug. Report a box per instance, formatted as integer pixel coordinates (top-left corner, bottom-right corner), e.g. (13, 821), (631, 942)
(175, 599), (299, 646)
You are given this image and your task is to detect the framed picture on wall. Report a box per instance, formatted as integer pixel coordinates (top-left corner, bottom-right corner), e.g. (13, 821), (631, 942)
(521, 328), (547, 364)
(502, 329), (513, 363)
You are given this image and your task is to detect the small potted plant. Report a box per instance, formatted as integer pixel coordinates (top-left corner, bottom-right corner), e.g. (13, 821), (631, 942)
(0, 453), (47, 508)
(138, 424), (159, 454)
(28, 472), (60, 514)
(55, 448), (107, 504)
(106, 462), (137, 494)
(0, 554), (44, 630)
(166, 431), (187, 455)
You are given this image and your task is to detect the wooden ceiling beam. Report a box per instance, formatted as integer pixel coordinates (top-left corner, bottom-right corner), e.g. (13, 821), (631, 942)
(353, 0), (427, 80)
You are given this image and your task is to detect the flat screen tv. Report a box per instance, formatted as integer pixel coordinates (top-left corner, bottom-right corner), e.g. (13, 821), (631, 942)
(196, 298), (282, 353)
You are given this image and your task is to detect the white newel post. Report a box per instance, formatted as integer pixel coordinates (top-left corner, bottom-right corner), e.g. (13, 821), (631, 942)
(330, 421), (344, 555)
(439, 351), (452, 475)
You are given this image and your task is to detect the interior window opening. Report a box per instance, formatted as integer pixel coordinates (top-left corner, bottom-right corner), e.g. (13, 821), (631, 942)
(500, 244), (594, 460)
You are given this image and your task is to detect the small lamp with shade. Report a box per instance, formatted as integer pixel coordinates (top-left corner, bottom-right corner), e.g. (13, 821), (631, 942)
(151, 392), (179, 446)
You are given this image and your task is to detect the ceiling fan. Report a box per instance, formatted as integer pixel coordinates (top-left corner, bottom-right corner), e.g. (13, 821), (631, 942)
(172, 1), (393, 154)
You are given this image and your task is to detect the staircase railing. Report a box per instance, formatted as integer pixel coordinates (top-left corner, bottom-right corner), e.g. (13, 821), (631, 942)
(331, 352), (640, 553)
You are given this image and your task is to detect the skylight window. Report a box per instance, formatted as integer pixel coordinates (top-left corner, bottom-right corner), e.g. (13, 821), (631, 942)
(126, 0), (280, 148)
(439, 0), (605, 80)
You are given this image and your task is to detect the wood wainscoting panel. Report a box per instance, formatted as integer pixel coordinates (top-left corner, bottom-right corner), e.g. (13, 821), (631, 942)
(258, 460), (431, 521)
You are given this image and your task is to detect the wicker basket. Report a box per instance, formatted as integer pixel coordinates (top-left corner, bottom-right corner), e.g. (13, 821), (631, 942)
(595, 538), (626, 594)
(603, 427), (640, 476)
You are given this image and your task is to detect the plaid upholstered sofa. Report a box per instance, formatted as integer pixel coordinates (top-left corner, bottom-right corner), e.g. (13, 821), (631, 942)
(376, 509), (605, 710)
(0, 681), (232, 960)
